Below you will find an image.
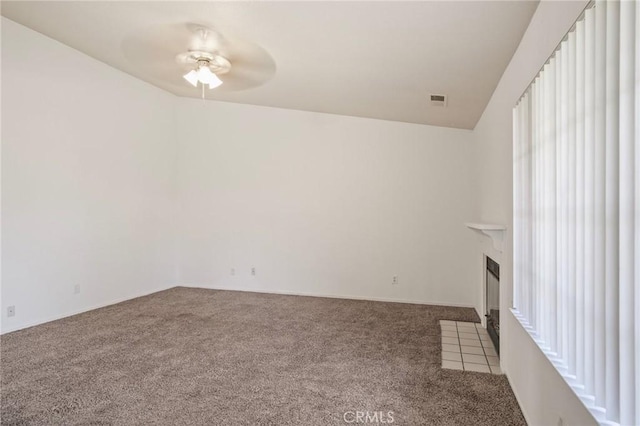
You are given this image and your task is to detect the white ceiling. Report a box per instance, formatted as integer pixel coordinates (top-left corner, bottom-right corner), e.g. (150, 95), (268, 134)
(1, 1), (538, 129)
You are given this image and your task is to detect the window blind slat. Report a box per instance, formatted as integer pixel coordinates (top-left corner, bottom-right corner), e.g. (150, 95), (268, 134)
(538, 73), (546, 343)
(515, 102), (521, 308)
(604, 0), (620, 421)
(532, 81), (539, 331)
(635, 4), (640, 424)
(540, 75), (548, 342)
(594, 0), (607, 407)
(526, 93), (534, 327)
(546, 58), (558, 351)
(583, 5), (596, 396)
(575, 19), (585, 385)
(560, 43), (570, 365)
(557, 47), (566, 360)
(567, 31), (577, 376)
(618, 0), (635, 423)
(524, 93), (531, 323)
(537, 78), (544, 335)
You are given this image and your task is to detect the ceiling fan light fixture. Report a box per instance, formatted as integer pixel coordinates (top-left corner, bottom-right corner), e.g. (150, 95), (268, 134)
(183, 61), (223, 90)
(183, 69), (199, 87)
(197, 65), (213, 81)
(207, 74), (223, 89)
(177, 49), (232, 91)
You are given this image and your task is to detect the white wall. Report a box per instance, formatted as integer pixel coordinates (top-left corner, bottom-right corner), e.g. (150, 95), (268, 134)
(1, 18), (178, 333)
(176, 100), (479, 308)
(1, 16), (480, 335)
(472, 1), (596, 425)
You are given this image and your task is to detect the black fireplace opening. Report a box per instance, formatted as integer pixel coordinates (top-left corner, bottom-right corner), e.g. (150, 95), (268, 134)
(485, 256), (500, 356)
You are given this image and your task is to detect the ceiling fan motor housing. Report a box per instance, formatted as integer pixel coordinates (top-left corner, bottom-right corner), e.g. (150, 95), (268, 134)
(178, 50), (231, 75)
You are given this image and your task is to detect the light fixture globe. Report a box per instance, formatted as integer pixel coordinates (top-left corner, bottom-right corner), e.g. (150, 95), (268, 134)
(206, 74), (223, 89)
(183, 70), (199, 87)
(196, 66), (222, 89)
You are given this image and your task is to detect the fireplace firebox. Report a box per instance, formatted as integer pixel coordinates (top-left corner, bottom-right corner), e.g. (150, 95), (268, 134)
(485, 256), (500, 355)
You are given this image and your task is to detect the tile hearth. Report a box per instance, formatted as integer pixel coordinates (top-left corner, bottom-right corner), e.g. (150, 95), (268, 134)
(439, 320), (501, 374)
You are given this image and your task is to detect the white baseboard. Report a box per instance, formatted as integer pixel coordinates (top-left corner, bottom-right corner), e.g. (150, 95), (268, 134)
(1, 285), (172, 335)
(179, 283), (476, 309)
(2, 284), (476, 335)
(504, 367), (531, 426)
(474, 307), (483, 324)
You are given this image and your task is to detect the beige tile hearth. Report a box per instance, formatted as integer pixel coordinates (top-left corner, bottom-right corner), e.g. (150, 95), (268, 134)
(439, 320), (502, 374)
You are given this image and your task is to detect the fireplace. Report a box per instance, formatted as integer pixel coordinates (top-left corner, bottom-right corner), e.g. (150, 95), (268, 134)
(485, 256), (500, 355)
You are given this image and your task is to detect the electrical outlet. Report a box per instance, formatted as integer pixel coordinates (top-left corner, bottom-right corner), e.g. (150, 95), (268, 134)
(231, 268), (236, 276)
(392, 276), (399, 285)
(251, 267), (256, 276)
(74, 284), (81, 294)
(7, 306), (15, 317)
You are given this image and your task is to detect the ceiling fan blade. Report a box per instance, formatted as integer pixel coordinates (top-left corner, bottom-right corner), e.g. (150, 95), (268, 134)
(122, 22), (227, 75)
(216, 43), (276, 92)
(184, 23), (225, 53)
(217, 66), (275, 92)
(123, 23), (197, 69)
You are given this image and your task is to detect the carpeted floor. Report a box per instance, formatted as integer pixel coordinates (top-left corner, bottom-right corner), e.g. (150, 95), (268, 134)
(1, 287), (526, 425)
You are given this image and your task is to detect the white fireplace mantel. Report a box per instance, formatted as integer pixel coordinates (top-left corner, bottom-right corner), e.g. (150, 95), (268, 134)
(465, 223), (507, 252)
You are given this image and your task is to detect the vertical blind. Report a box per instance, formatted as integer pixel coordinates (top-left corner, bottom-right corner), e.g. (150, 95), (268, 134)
(513, 1), (639, 424)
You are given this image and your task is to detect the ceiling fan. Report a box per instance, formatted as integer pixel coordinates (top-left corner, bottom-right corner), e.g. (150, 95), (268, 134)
(177, 49), (230, 90)
(122, 23), (276, 95)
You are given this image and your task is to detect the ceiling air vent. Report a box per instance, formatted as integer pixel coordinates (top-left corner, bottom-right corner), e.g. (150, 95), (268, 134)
(429, 94), (447, 107)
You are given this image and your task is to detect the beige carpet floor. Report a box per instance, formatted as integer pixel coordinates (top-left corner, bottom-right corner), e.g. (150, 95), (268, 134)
(1, 287), (525, 425)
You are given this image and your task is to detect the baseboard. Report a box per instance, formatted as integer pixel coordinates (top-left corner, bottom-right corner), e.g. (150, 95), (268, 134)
(502, 311), (531, 425)
(1, 285), (172, 335)
(474, 306), (483, 324)
(2, 284), (475, 335)
(178, 283), (476, 309)
(503, 364), (532, 426)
